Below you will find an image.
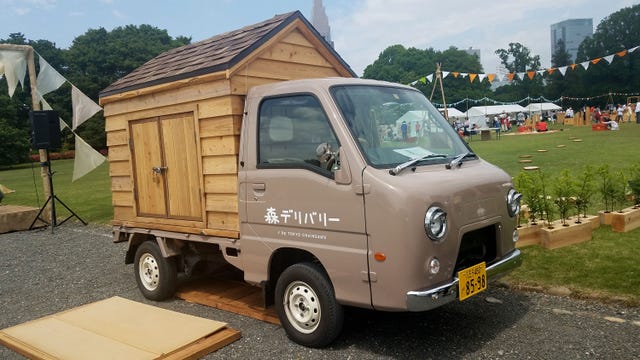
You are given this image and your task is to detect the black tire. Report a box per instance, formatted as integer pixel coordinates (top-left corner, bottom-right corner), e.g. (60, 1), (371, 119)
(134, 241), (177, 301)
(275, 262), (343, 348)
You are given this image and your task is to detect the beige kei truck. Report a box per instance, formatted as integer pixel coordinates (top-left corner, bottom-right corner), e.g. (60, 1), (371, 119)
(106, 78), (523, 347)
(99, 12), (522, 348)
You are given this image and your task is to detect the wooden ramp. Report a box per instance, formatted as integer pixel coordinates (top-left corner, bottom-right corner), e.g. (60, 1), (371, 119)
(0, 296), (240, 360)
(177, 278), (280, 325)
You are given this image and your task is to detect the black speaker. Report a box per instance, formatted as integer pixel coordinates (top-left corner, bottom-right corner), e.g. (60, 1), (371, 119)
(30, 110), (61, 150)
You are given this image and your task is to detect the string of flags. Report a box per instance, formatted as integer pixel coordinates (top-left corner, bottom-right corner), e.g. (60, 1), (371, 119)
(409, 44), (640, 86)
(0, 48), (105, 181)
(431, 92), (640, 108)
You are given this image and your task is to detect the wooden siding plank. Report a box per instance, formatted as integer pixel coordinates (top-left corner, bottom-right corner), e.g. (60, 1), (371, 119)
(204, 174), (238, 194)
(201, 136), (240, 156)
(108, 145), (130, 162)
(280, 29), (314, 47)
(199, 115), (242, 138)
(109, 161), (130, 177)
(113, 206), (135, 221)
(202, 155), (238, 175)
(112, 191), (133, 207)
(206, 212), (240, 232)
(106, 129), (128, 147)
(105, 117), (127, 132)
(259, 42), (333, 68)
(205, 194), (238, 213)
(106, 103), (198, 125)
(198, 96), (245, 119)
(244, 58), (340, 81)
(111, 176), (132, 192)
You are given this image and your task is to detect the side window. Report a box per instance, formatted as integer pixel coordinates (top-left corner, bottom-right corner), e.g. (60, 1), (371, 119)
(258, 95), (339, 175)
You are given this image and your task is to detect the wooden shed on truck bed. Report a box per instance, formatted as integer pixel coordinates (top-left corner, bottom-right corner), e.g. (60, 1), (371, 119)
(99, 11), (355, 239)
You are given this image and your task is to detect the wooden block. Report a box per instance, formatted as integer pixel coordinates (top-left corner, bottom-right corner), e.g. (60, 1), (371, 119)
(523, 166), (539, 171)
(0, 205), (44, 233)
(540, 220), (592, 249)
(536, 149), (548, 152)
(516, 223), (541, 247)
(610, 207), (640, 232)
(518, 159), (533, 163)
(519, 154), (533, 158)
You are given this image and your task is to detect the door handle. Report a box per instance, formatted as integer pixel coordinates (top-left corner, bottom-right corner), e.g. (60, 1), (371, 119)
(152, 166), (167, 174)
(252, 183), (266, 191)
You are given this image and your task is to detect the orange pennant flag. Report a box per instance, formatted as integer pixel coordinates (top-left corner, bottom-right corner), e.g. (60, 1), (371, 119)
(469, 73), (477, 83)
(506, 73), (515, 82)
(616, 50), (628, 57)
(570, 64), (578, 70)
(452, 72), (460, 78)
(487, 74), (496, 83)
(527, 71), (535, 80)
(591, 58), (602, 65)
(547, 68), (556, 75)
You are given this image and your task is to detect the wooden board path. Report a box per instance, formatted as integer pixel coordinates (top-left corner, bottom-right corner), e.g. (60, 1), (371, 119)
(176, 278), (280, 325)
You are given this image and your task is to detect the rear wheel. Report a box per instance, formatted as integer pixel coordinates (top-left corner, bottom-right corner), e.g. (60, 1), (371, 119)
(134, 241), (177, 301)
(275, 262), (343, 347)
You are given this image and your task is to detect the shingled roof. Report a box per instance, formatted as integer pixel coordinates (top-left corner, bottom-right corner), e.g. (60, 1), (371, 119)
(100, 11), (355, 98)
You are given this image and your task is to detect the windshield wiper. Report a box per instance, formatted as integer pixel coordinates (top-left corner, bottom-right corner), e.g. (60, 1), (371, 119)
(389, 154), (448, 175)
(446, 152), (476, 169)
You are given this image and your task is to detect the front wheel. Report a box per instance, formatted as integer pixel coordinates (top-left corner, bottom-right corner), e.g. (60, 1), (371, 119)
(275, 262), (343, 347)
(134, 241), (177, 301)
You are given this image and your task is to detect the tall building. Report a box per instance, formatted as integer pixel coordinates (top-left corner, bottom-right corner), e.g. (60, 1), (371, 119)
(311, 0), (333, 47)
(550, 19), (593, 64)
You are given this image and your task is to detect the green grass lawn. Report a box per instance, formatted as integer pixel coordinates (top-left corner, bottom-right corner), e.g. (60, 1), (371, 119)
(1, 122), (639, 303)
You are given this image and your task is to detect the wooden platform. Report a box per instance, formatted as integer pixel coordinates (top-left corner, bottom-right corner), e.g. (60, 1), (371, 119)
(0, 205), (44, 234)
(0, 296), (241, 359)
(177, 278), (280, 325)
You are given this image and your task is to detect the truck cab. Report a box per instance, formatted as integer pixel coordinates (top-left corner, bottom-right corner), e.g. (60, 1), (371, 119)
(233, 77), (521, 346)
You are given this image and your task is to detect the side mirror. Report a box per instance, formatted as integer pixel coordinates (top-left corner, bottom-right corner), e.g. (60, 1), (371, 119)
(333, 147), (352, 185)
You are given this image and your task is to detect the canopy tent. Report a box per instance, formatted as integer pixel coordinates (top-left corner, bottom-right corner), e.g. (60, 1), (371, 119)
(466, 104), (527, 117)
(439, 107), (466, 119)
(525, 102), (562, 112)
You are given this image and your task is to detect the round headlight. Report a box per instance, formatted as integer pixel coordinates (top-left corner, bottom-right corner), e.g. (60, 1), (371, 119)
(425, 206), (447, 241)
(507, 189), (522, 217)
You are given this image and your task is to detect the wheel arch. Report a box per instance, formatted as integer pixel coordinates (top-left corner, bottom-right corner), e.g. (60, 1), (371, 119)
(124, 233), (183, 264)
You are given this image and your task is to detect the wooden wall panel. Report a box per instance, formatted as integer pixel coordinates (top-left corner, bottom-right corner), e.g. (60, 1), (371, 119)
(201, 136), (240, 156)
(198, 96), (244, 119)
(205, 194), (238, 213)
(111, 176), (133, 192)
(207, 212), (240, 232)
(260, 42), (333, 68)
(109, 161), (130, 177)
(202, 155), (238, 175)
(112, 191), (133, 207)
(246, 58), (340, 81)
(106, 129), (128, 146)
(108, 145), (130, 162)
(113, 206), (135, 221)
(200, 115), (242, 138)
(204, 174), (238, 194)
(281, 29), (314, 47)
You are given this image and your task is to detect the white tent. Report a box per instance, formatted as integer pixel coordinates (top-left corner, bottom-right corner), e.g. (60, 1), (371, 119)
(439, 108), (466, 119)
(525, 102), (562, 112)
(467, 104), (528, 117)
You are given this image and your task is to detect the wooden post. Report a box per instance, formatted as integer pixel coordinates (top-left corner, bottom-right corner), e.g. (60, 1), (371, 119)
(0, 44), (51, 222)
(429, 63), (448, 120)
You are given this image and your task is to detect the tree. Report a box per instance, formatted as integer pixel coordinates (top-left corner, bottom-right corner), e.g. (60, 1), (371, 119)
(363, 45), (490, 109)
(551, 39), (572, 67)
(494, 42), (543, 101)
(545, 39), (573, 100)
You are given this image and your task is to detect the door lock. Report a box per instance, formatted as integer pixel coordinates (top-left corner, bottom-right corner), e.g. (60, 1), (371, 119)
(152, 166), (167, 174)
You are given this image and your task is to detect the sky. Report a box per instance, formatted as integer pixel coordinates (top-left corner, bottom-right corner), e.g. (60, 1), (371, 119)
(1, 0), (639, 77)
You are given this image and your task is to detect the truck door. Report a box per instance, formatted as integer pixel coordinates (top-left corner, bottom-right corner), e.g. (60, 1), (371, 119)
(240, 93), (371, 307)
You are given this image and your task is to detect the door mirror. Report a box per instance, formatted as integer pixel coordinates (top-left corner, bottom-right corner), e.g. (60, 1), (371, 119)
(333, 147), (351, 185)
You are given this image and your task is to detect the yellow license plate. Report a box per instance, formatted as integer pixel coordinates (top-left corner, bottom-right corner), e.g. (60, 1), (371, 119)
(458, 262), (487, 301)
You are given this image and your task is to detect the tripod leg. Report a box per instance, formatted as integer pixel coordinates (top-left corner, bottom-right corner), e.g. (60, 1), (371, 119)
(53, 195), (87, 226)
(29, 196), (53, 229)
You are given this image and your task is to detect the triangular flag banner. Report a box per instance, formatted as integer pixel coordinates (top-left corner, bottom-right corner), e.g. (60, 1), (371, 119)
(409, 80), (418, 86)
(558, 66), (568, 76)
(442, 71), (450, 79)
(72, 85), (102, 130)
(616, 50), (628, 57)
(0, 49), (27, 97)
(487, 74), (496, 83)
(469, 73), (477, 83)
(603, 54), (615, 64)
(419, 77), (426, 84)
(591, 58), (601, 65)
(629, 46), (639, 53)
(478, 74), (486, 82)
(570, 63), (578, 70)
(40, 97), (68, 131)
(527, 71), (536, 80)
(506, 73), (515, 82)
(452, 72), (459, 78)
(72, 134), (106, 182)
(426, 74), (433, 82)
(516, 72), (525, 80)
(580, 61), (590, 70)
(547, 68), (555, 75)
(460, 73), (468, 78)
(37, 55), (66, 99)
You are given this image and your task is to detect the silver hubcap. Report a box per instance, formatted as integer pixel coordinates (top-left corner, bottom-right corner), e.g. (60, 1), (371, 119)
(139, 253), (159, 291)
(283, 281), (321, 334)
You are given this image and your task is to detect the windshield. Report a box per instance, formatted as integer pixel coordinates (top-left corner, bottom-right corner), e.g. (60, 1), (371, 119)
(331, 85), (470, 168)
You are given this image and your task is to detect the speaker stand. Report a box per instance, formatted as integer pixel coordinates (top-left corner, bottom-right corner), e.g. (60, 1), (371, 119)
(29, 152), (87, 233)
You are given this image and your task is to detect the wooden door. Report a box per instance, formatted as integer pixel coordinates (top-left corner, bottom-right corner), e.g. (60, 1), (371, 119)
(130, 113), (202, 221)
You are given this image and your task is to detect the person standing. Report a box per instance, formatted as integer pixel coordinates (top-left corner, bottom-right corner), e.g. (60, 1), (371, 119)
(635, 100), (640, 123)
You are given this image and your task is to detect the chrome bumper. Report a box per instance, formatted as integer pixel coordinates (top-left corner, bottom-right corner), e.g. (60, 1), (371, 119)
(406, 249), (522, 311)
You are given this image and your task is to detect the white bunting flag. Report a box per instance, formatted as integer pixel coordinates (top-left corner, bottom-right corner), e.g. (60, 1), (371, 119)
(442, 71), (450, 79)
(478, 74), (486, 82)
(37, 55), (66, 98)
(71, 85), (102, 130)
(426, 74), (433, 83)
(516, 72), (525, 81)
(72, 134), (106, 181)
(0, 49), (27, 97)
(558, 66), (568, 76)
(580, 61), (590, 70)
(603, 54), (615, 64)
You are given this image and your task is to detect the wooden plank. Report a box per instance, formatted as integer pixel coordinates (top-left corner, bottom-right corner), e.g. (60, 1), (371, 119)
(204, 174), (238, 194)
(108, 144), (130, 162)
(110, 219), (237, 238)
(105, 116), (127, 132)
(201, 136), (240, 156)
(199, 115), (242, 138)
(198, 96), (245, 119)
(280, 29), (315, 47)
(109, 160), (130, 177)
(245, 58), (340, 80)
(206, 212), (240, 232)
(205, 194), (239, 213)
(113, 206), (135, 221)
(0, 296), (240, 360)
(106, 129), (128, 146)
(177, 278), (280, 325)
(259, 41), (333, 68)
(111, 191), (133, 207)
(230, 76), (282, 96)
(106, 103), (197, 124)
(111, 176), (132, 192)
(202, 155), (238, 175)
(103, 79), (231, 117)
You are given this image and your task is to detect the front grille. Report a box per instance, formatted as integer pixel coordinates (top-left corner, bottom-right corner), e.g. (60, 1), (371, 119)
(454, 225), (497, 273)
